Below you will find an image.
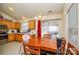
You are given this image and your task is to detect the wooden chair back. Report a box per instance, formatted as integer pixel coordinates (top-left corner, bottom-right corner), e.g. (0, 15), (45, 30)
(43, 34), (51, 38)
(60, 38), (66, 55)
(23, 42), (40, 55)
(66, 42), (79, 55)
(25, 45), (40, 55)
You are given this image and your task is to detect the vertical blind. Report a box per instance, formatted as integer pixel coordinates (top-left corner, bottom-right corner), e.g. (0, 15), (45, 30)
(68, 4), (78, 48)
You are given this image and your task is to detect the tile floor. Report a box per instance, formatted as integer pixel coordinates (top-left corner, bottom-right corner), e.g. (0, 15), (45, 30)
(0, 41), (24, 55)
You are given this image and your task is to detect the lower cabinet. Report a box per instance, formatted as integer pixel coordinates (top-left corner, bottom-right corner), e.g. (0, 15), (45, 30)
(8, 34), (23, 42)
(8, 34), (15, 42)
(15, 34), (23, 42)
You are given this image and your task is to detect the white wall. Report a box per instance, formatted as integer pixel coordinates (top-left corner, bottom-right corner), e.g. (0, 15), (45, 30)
(45, 13), (63, 20)
(0, 12), (16, 22)
(19, 13), (63, 22)
(63, 3), (72, 39)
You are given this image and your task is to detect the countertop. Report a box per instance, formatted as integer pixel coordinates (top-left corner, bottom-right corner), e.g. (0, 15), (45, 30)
(8, 33), (27, 35)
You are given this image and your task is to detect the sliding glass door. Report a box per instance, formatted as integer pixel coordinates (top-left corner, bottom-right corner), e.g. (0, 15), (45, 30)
(68, 4), (78, 48)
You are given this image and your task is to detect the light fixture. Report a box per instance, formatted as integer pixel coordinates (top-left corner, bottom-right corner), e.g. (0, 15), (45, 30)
(43, 16), (46, 20)
(21, 16), (26, 19)
(34, 17), (38, 19)
(8, 7), (14, 11)
(38, 15), (42, 19)
(34, 16), (46, 20)
(48, 10), (52, 13)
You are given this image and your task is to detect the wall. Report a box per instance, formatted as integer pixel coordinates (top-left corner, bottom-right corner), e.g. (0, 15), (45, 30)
(0, 12), (16, 22)
(19, 13), (63, 23)
(63, 3), (72, 39)
(45, 13), (63, 20)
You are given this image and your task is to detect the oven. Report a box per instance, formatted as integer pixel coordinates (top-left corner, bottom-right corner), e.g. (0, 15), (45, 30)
(0, 25), (8, 45)
(0, 32), (8, 45)
(0, 33), (8, 40)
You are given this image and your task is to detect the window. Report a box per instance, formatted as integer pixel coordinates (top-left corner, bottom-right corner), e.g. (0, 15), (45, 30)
(49, 26), (58, 33)
(68, 4), (78, 48)
(41, 20), (59, 37)
(21, 23), (28, 32)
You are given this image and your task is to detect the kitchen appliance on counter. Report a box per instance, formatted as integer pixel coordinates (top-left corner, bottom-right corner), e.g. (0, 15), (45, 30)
(0, 25), (8, 45)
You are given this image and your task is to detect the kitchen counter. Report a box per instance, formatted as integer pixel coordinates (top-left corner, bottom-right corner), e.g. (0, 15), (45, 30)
(8, 33), (27, 35)
(8, 33), (23, 42)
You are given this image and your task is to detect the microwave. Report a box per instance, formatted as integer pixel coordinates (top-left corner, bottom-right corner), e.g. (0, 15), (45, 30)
(0, 25), (7, 29)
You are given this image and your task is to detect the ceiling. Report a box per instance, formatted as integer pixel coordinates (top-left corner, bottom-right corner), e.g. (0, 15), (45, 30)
(0, 3), (65, 20)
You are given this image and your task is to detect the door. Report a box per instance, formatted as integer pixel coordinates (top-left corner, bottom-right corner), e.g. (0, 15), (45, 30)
(68, 4), (78, 48)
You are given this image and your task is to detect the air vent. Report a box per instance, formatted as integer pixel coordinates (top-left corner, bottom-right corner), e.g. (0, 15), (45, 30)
(48, 10), (53, 13)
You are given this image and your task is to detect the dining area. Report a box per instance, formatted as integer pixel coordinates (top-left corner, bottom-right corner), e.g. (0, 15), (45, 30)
(21, 34), (79, 55)
(20, 14), (79, 55)
(0, 3), (79, 55)
(22, 35), (57, 55)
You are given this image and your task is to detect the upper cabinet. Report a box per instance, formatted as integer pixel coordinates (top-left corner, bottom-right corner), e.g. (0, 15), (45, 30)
(15, 22), (21, 29)
(0, 20), (8, 25)
(28, 20), (35, 30)
(0, 20), (20, 29)
(7, 21), (16, 29)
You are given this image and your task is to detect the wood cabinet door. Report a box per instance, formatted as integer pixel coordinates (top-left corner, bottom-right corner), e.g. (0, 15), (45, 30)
(28, 20), (35, 30)
(0, 20), (8, 25)
(15, 22), (20, 29)
(8, 34), (15, 42)
(0, 20), (4, 24)
(7, 21), (16, 29)
(16, 34), (23, 42)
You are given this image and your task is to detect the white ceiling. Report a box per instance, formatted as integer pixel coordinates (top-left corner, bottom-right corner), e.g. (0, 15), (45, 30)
(0, 3), (65, 20)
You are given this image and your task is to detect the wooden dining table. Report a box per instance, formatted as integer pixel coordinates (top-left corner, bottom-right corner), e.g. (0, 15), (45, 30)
(26, 37), (57, 53)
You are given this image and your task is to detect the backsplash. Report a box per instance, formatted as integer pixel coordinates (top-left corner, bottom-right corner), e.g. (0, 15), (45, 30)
(8, 29), (17, 33)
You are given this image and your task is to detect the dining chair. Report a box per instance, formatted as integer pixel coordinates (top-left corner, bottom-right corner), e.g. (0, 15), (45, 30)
(56, 38), (67, 55)
(43, 33), (51, 38)
(22, 34), (40, 55)
(25, 45), (40, 55)
(66, 42), (79, 55)
(60, 39), (66, 55)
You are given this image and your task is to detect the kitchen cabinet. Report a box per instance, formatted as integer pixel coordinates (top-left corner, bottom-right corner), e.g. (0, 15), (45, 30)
(0, 20), (21, 29)
(0, 20), (16, 29)
(8, 34), (15, 42)
(0, 20), (8, 25)
(15, 22), (20, 29)
(8, 34), (23, 42)
(7, 21), (16, 29)
(15, 34), (23, 42)
(28, 20), (35, 30)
